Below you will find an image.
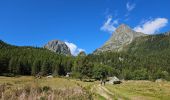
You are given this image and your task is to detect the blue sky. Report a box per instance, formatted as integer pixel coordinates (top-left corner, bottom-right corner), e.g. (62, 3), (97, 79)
(0, 0), (170, 55)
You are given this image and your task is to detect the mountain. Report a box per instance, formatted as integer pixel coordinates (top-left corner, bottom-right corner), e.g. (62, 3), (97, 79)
(0, 40), (13, 48)
(1, 30), (170, 80)
(127, 32), (170, 55)
(165, 31), (170, 36)
(44, 40), (71, 56)
(0, 40), (73, 76)
(94, 24), (146, 54)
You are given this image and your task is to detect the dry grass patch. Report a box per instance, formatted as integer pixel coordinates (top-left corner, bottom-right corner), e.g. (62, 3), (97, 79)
(0, 76), (92, 100)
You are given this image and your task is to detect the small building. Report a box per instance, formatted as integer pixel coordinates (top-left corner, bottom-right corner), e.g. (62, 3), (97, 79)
(66, 72), (71, 77)
(108, 76), (121, 84)
(155, 78), (166, 82)
(46, 75), (53, 78)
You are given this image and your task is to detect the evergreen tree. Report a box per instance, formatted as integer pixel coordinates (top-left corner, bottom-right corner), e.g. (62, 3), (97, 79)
(31, 60), (41, 75)
(41, 60), (49, 75)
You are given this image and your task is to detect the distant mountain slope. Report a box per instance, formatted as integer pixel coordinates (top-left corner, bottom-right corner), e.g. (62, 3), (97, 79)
(0, 40), (62, 59)
(0, 40), (14, 48)
(127, 32), (170, 55)
(94, 24), (146, 54)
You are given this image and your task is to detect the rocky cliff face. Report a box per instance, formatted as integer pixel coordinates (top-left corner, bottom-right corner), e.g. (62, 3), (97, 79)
(94, 24), (146, 54)
(165, 32), (170, 36)
(44, 40), (71, 56)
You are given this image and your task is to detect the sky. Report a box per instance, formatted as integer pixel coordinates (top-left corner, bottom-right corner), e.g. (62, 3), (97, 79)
(0, 0), (170, 55)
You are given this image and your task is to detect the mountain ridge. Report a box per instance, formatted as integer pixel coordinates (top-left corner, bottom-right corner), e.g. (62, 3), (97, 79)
(94, 24), (147, 54)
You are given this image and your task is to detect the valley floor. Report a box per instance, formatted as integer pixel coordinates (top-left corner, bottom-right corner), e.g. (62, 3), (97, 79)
(0, 76), (170, 100)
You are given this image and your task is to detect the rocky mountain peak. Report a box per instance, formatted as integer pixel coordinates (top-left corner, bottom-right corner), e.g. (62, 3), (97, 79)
(44, 40), (71, 56)
(114, 24), (135, 36)
(115, 24), (131, 32)
(94, 24), (146, 54)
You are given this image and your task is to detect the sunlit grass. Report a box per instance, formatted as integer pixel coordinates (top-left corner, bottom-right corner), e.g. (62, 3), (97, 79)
(1, 76), (170, 100)
(0, 76), (91, 100)
(105, 80), (170, 100)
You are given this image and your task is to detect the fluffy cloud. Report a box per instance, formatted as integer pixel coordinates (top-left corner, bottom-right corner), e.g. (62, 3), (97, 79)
(126, 2), (136, 12)
(100, 16), (118, 33)
(65, 41), (85, 56)
(134, 18), (168, 34)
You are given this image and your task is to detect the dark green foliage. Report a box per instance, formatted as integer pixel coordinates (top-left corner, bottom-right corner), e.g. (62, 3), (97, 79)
(0, 40), (73, 76)
(93, 63), (113, 80)
(41, 60), (49, 75)
(31, 60), (41, 75)
(1, 33), (170, 80)
(127, 34), (170, 55)
(87, 34), (170, 80)
(0, 56), (9, 75)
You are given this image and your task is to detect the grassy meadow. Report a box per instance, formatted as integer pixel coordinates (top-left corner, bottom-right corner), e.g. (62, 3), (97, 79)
(0, 76), (170, 100)
(0, 76), (92, 100)
(105, 81), (170, 100)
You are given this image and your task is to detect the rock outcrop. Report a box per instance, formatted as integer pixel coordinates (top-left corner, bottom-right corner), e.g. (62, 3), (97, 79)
(94, 24), (146, 54)
(44, 40), (71, 56)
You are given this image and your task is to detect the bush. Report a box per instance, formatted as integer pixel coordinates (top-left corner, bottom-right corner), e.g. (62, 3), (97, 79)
(2, 73), (15, 77)
(72, 72), (82, 80)
(42, 86), (51, 92)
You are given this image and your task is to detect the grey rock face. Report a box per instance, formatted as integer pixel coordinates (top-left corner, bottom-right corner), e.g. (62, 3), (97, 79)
(94, 24), (146, 54)
(165, 32), (170, 36)
(44, 40), (71, 56)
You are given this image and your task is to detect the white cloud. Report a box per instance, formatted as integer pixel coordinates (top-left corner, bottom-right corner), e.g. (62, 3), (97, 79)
(134, 18), (168, 34)
(126, 2), (136, 12)
(65, 41), (85, 56)
(100, 16), (118, 33)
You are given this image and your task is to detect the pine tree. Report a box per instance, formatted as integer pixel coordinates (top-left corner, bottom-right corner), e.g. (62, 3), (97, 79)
(31, 60), (40, 75)
(8, 58), (14, 73)
(9, 57), (19, 74)
(41, 60), (48, 75)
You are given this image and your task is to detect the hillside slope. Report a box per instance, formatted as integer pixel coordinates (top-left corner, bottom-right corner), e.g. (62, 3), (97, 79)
(127, 32), (170, 55)
(0, 40), (73, 76)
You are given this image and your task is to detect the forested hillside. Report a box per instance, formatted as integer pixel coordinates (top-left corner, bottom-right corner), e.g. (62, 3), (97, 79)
(74, 33), (170, 80)
(0, 40), (74, 76)
(127, 33), (170, 55)
(1, 32), (170, 81)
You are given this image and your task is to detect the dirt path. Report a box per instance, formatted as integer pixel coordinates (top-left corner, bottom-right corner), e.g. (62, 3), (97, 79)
(92, 84), (115, 100)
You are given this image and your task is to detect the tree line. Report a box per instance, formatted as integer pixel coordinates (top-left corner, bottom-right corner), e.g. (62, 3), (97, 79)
(0, 38), (170, 81)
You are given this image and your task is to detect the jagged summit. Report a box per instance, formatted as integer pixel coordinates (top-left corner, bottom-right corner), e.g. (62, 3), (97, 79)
(115, 24), (131, 31)
(94, 24), (146, 54)
(114, 24), (136, 36)
(44, 40), (71, 56)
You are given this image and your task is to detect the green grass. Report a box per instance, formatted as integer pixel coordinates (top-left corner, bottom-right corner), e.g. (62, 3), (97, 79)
(94, 94), (106, 100)
(105, 80), (170, 100)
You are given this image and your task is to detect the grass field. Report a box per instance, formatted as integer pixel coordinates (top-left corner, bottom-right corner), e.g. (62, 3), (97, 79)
(0, 76), (92, 100)
(105, 80), (170, 100)
(0, 76), (170, 100)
